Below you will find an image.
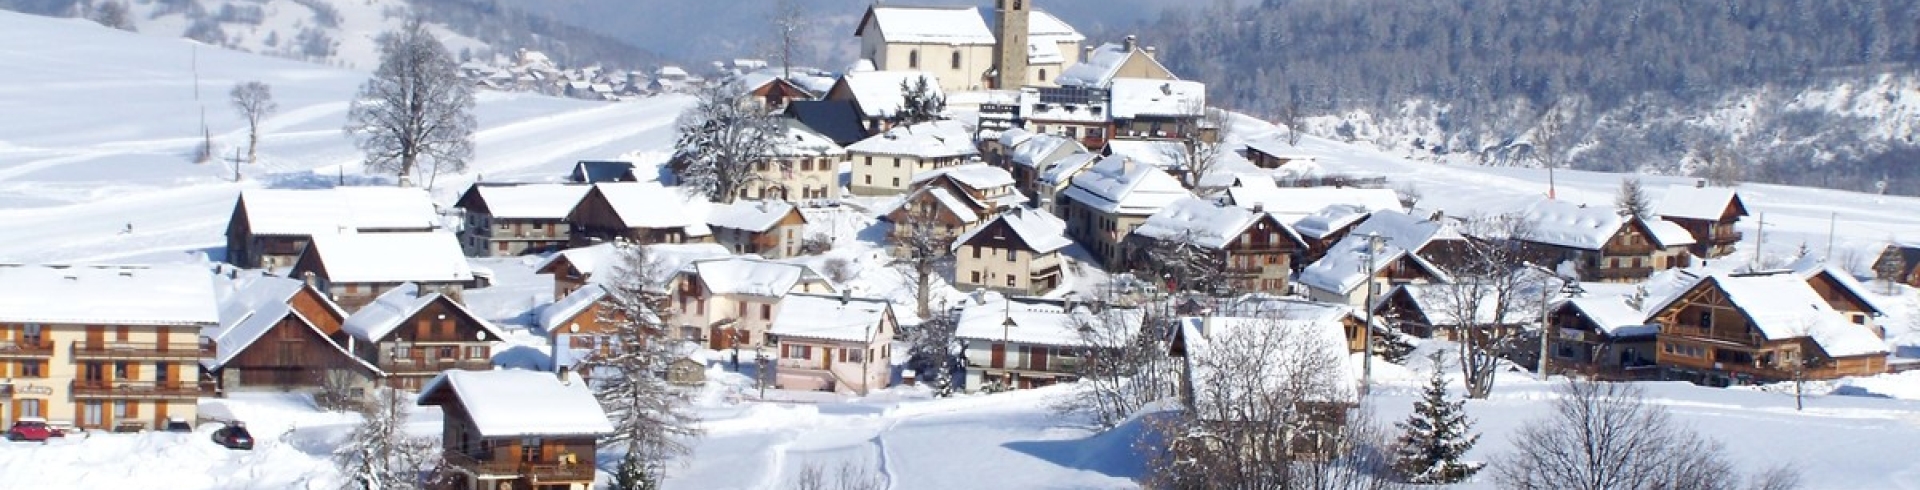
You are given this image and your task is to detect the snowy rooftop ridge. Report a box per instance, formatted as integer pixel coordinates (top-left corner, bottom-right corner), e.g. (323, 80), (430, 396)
(1225, 181), (1405, 222)
(1648, 273), (1888, 358)
(1132, 197), (1304, 250)
(1292, 204), (1372, 240)
(0, 264), (219, 327)
(458, 183), (591, 220)
(1655, 184), (1744, 221)
(860, 5), (996, 45)
(1061, 156), (1193, 215)
(338, 285), (506, 342)
(1516, 198), (1628, 251)
(840, 70), (944, 119)
(589, 182), (715, 237)
(1109, 78), (1205, 119)
(954, 297), (1142, 348)
(847, 119), (978, 158)
(1557, 295), (1657, 338)
(1008, 133), (1085, 169)
(540, 284), (608, 334)
(1058, 43), (1174, 88)
(911, 163), (1015, 190)
(419, 369), (615, 439)
(689, 257), (835, 298)
(304, 232), (473, 284)
(770, 293), (893, 343)
(238, 187), (439, 236)
(707, 200), (799, 233)
(208, 276), (377, 373)
(953, 207), (1073, 254)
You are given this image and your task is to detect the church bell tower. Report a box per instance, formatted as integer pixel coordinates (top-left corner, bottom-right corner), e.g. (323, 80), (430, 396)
(993, 0), (1030, 89)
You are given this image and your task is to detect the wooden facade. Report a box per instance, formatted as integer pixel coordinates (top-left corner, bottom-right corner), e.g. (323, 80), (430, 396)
(564, 187), (707, 247)
(288, 250), (465, 312)
(952, 216), (1065, 296)
(711, 207), (809, 259)
(1520, 219), (1691, 283)
(1546, 301), (1658, 380)
(215, 286), (381, 393)
(452, 186), (576, 258)
(420, 383), (599, 490)
(1648, 278), (1888, 386)
(1129, 213), (1306, 295)
(1659, 194), (1748, 258)
(345, 296), (498, 391)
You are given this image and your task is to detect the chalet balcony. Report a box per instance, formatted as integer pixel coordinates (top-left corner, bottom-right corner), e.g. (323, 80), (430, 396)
(0, 339), (53, 358)
(383, 357), (494, 375)
(1706, 230), (1743, 245)
(1591, 266), (1655, 281)
(445, 451), (596, 483)
(1603, 244), (1657, 256)
(71, 380), (214, 400)
(1664, 324), (1763, 346)
(70, 341), (212, 361)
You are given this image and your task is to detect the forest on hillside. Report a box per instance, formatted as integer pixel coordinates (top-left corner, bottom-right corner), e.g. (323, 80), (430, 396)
(1131, 0), (1920, 194)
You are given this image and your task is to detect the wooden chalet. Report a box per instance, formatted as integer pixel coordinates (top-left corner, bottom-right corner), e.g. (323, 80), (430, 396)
(1546, 296), (1659, 380)
(951, 207), (1072, 296)
(670, 257), (838, 350)
(566, 160), (639, 184)
(419, 369), (613, 490)
(289, 231), (473, 311)
(1241, 137), (1317, 171)
(1372, 284), (1528, 341)
(566, 182), (715, 247)
(536, 242), (731, 301)
(953, 298), (1142, 391)
(337, 285), (507, 391)
(1297, 213), (1457, 307)
(206, 275), (381, 395)
(1516, 199), (1695, 283)
(452, 183), (590, 257)
(740, 74), (814, 112)
(224, 187), (437, 269)
(1167, 315), (1357, 461)
(539, 285), (625, 373)
(1127, 198), (1308, 294)
(1290, 205), (1372, 266)
(1654, 184), (1748, 258)
(1646, 273), (1889, 386)
(767, 293), (897, 395)
(707, 200), (809, 259)
(1871, 242), (1920, 288)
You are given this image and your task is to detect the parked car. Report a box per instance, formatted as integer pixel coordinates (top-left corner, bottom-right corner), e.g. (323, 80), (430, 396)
(6, 418), (53, 442)
(210, 423), (253, 450)
(163, 417), (192, 433)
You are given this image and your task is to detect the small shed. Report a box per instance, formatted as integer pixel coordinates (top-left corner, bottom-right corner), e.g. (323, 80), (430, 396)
(666, 357), (706, 386)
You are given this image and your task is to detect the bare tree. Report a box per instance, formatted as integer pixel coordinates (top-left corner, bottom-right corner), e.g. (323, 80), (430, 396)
(1698, 140), (1745, 188)
(906, 304), (962, 396)
(313, 367), (362, 412)
(791, 461), (883, 490)
(333, 387), (440, 490)
(345, 18), (475, 189)
(1616, 176), (1652, 220)
(1280, 96), (1305, 146)
(1421, 213), (1544, 399)
(672, 82), (781, 203)
(1495, 379), (1803, 490)
(90, 1), (135, 31)
(584, 245), (701, 489)
(1146, 316), (1403, 490)
(1137, 230), (1227, 294)
(1175, 106), (1231, 189)
(889, 203), (954, 319)
(769, 0), (809, 78)
(1394, 183), (1423, 210)
(1529, 104), (1569, 198)
(229, 81), (276, 165)
(1056, 298), (1165, 429)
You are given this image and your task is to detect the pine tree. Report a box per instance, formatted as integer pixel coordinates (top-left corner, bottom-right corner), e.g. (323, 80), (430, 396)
(1393, 353), (1482, 484)
(907, 306), (962, 396)
(896, 75), (945, 125)
(584, 245), (700, 487)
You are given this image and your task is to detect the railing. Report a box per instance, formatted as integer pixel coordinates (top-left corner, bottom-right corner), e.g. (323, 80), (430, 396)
(1665, 324), (1763, 346)
(0, 340), (53, 358)
(70, 380), (213, 399)
(71, 341), (211, 360)
(1603, 244), (1657, 255)
(446, 450), (597, 482)
(1706, 231), (1743, 245)
(383, 357), (494, 374)
(1591, 267), (1655, 280)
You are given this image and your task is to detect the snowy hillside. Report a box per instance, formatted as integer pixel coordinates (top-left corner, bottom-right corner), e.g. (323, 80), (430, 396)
(0, 10), (688, 264)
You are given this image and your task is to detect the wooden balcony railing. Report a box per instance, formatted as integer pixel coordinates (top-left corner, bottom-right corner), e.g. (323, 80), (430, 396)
(71, 342), (211, 361)
(1591, 266), (1655, 280)
(1706, 231), (1743, 245)
(384, 357), (494, 375)
(0, 339), (53, 358)
(1665, 325), (1763, 346)
(70, 380), (213, 399)
(445, 450), (597, 483)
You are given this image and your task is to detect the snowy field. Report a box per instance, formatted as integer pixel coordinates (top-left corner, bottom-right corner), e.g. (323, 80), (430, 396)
(4, 10), (1920, 490)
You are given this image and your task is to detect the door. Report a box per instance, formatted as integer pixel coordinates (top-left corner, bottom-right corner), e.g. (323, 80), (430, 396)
(820, 348), (831, 370)
(157, 329), (170, 353)
(85, 326), (103, 350)
(990, 344), (1005, 369)
(1031, 347), (1049, 372)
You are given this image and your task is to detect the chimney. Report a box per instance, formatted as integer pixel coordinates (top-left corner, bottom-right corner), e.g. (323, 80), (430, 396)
(1251, 203), (1265, 214)
(302, 271), (318, 288)
(840, 288), (851, 306)
(1696, 179), (1707, 188)
(1083, 45), (1095, 60)
(416, 282), (428, 296)
(557, 365), (572, 384)
(1124, 35), (1138, 52)
(1145, 46), (1158, 60)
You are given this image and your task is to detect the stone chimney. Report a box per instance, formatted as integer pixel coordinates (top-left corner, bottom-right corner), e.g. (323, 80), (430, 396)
(416, 282), (428, 297)
(1084, 45), (1095, 60)
(1124, 35), (1138, 52)
(1145, 46), (1157, 60)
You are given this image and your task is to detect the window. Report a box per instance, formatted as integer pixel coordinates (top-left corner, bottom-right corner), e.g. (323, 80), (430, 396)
(22, 323), (41, 345)
(971, 271), (981, 283)
(114, 362), (128, 380)
(1697, 311), (1712, 327)
(395, 345), (413, 361)
(19, 360), (43, 378)
(865, 156), (873, 166)
(522, 438), (544, 463)
(908, 49), (920, 68)
(892, 178), (901, 187)
(1007, 250), (1019, 262)
(864, 175), (872, 184)
(155, 362), (169, 383)
(847, 348), (865, 363)
(19, 399), (41, 418)
(113, 401), (128, 419)
(439, 346), (456, 360)
(785, 344), (811, 359)
(761, 304), (773, 320)
(893, 159), (901, 168)
(83, 402), (103, 426)
(972, 246), (982, 259)
(1006, 275), (1016, 287)
(84, 362), (104, 383)
(1038, 69), (1047, 81)
(466, 346), (487, 359)
(951, 52), (962, 69)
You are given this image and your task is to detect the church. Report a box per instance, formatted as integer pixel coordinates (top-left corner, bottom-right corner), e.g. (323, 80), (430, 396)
(853, 1), (1085, 93)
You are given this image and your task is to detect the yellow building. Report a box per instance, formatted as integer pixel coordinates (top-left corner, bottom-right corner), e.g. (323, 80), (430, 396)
(0, 264), (218, 430)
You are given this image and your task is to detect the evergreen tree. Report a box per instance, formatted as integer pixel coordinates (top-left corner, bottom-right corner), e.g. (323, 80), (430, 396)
(1616, 176), (1651, 220)
(896, 75), (945, 125)
(1393, 353), (1482, 484)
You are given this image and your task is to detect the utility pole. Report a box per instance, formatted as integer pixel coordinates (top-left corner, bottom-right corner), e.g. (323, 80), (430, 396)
(224, 146), (245, 182)
(1360, 232), (1387, 397)
(1827, 212), (1837, 261)
(1753, 212), (1767, 270)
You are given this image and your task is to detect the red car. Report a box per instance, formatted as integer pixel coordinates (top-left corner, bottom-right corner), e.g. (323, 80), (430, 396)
(6, 418), (54, 442)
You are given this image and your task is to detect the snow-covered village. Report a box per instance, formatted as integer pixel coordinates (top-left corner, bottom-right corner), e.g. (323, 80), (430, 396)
(3, 1), (1920, 489)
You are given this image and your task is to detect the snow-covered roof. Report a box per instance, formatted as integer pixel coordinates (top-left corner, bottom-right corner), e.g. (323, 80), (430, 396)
(707, 200), (799, 233)
(0, 264), (218, 326)
(859, 6), (995, 45)
(539, 284), (608, 334)
(891, 186), (987, 225)
(1020, 86), (1110, 124)
(1062, 156), (1194, 215)
(765, 118), (848, 157)
(1394, 284), (1514, 326)
(1009, 133), (1085, 169)
(1026, 11), (1085, 44)
(847, 119), (977, 158)
(1788, 257), (1886, 315)
(770, 293), (892, 343)
(459, 184), (590, 220)
(1058, 43), (1173, 88)
(1241, 136), (1318, 164)
(1133, 198), (1303, 250)
(1517, 198), (1627, 251)
(1105, 140), (1189, 171)
(304, 232), (473, 284)
(1036, 152), (1100, 189)
(1225, 182), (1405, 221)
(418, 369), (614, 439)
(1213, 294), (1358, 323)
(1650, 274), (1888, 358)
(208, 276), (374, 372)
(1558, 296), (1656, 338)
(1177, 316), (1358, 405)
(588, 182), (714, 237)
(1292, 204), (1371, 240)
(1109, 78), (1205, 119)
(1655, 185), (1744, 221)
(911, 163), (1015, 190)
(238, 187), (438, 236)
(690, 257), (834, 297)
(1348, 210), (1462, 255)
(998, 127), (1036, 149)
(338, 285), (506, 342)
(840, 71), (944, 119)
(955, 297), (1142, 348)
(953, 207), (1073, 254)
(1644, 219), (1697, 248)
(1297, 232), (1448, 296)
